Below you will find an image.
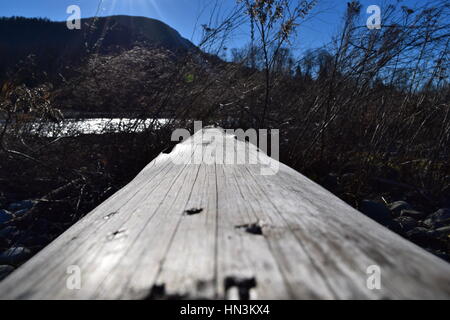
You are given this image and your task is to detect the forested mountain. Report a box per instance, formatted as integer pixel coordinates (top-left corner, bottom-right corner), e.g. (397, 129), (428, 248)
(0, 15), (196, 80)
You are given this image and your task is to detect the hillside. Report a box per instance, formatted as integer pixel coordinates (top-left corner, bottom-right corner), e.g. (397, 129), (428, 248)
(0, 15), (196, 80)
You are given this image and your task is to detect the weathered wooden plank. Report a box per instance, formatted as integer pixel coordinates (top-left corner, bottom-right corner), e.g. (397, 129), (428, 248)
(0, 128), (449, 300)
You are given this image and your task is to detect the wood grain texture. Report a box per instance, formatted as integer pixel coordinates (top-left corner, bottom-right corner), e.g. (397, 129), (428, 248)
(0, 128), (449, 300)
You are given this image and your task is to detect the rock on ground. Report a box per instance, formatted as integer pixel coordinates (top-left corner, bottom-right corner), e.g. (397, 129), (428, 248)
(424, 208), (450, 229)
(0, 210), (13, 225)
(0, 247), (32, 266)
(388, 201), (412, 217)
(400, 209), (427, 220)
(393, 216), (418, 233)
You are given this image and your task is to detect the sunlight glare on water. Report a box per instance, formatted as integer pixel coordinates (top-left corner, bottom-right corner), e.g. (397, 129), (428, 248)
(31, 118), (170, 137)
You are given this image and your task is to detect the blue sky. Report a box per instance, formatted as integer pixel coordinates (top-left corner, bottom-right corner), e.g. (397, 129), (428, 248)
(0, 0), (425, 54)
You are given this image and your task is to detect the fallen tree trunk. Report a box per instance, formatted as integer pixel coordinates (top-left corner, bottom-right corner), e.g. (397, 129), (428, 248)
(0, 128), (449, 299)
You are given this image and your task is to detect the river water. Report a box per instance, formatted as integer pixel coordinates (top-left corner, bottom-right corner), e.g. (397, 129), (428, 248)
(23, 118), (171, 137)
